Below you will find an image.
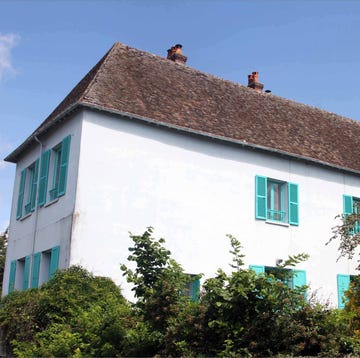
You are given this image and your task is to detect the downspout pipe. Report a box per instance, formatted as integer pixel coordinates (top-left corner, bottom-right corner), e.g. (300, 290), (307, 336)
(29, 136), (44, 288)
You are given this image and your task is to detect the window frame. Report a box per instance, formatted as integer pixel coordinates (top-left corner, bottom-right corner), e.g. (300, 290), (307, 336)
(255, 175), (299, 226)
(24, 159), (39, 215)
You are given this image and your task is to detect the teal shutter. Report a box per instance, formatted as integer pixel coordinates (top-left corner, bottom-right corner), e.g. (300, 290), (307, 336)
(249, 265), (265, 274)
(8, 260), (16, 293)
(49, 246), (60, 279)
(16, 169), (27, 219)
(343, 195), (353, 216)
(293, 269), (306, 289)
(255, 175), (267, 220)
(23, 255), (31, 290)
(38, 150), (51, 207)
(337, 274), (351, 309)
(31, 252), (41, 288)
(288, 182), (299, 226)
(191, 278), (200, 302)
(30, 159), (39, 211)
(58, 135), (71, 197)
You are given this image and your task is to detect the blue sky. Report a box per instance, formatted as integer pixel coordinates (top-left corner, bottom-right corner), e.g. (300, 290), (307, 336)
(1, 0), (360, 232)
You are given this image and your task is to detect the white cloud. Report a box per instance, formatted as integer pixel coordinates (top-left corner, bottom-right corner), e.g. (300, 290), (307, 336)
(0, 33), (20, 80)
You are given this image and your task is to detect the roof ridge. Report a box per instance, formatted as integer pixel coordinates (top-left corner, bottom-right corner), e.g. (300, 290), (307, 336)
(120, 42), (360, 124)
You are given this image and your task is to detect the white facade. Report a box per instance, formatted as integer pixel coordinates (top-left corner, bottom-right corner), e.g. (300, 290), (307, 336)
(3, 108), (359, 306)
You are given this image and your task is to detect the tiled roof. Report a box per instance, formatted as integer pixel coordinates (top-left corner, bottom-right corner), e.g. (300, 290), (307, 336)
(6, 42), (360, 174)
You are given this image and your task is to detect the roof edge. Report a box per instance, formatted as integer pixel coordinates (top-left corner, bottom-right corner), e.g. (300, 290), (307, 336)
(6, 99), (360, 177)
(4, 103), (80, 163)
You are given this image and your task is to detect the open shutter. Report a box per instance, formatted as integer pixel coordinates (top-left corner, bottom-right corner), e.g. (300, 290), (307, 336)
(58, 135), (71, 197)
(191, 278), (200, 302)
(255, 175), (267, 220)
(23, 255), (31, 290)
(8, 260), (16, 293)
(288, 182), (299, 226)
(31, 252), (41, 288)
(249, 265), (265, 274)
(16, 169), (26, 219)
(343, 195), (354, 233)
(49, 246), (60, 279)
(30, 159), (39, 211)
(38, 150), (51, 207)
(343, 195), (353, 217)
(293, 269), (306, 288)
(337, 274), (351, 309)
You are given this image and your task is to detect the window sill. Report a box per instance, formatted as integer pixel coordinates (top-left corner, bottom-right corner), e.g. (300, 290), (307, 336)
(20, 212), (32, 221)
(44, 198), (59, 208)
(265, 220), (289, 228)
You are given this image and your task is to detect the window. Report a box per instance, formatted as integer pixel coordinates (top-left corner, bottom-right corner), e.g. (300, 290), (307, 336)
(6, 248), (59, 294)
(255, 175), (299, 225)
(15, 135), (71, 218)
(337, 274), (357, 309)
(31, 246), (60, 288)
(49, 145), (62, 201)
(249, 265), (306, 290)
(16, 159), (39, 219)
(343, 195), (360, 234)
(39, 246), (60, 285)
(24, 160), (39, 215)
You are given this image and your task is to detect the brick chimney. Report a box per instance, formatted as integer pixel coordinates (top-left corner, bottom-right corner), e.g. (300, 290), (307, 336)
(247, 71), (264, 92)
(167, 44), (187, 64)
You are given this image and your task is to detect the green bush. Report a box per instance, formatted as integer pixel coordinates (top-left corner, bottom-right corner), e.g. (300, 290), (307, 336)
(0, 266), (132, 357)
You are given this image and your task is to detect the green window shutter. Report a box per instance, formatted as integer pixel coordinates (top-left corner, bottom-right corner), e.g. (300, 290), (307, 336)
(8, 260), (16, 293)
(58, 135), (71, 197)
(23, 255), (31, 290)
(38, 150), (51, 207)
(337, 274), (351, 309)
(288, 182), (299, 226)
(31, 252), (41, 288)
(49, 246), (60, 279)
(30, 159), (39, 211)
(343, 195), (353, 216)
(292, 269), (306, 290)
(255, 175), (267, 220)
(191, 278), (200, 302)
(16, 169), (27, 219)
(249, 265), (265, 274)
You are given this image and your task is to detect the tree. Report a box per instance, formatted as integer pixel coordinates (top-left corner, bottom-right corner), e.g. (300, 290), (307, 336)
(0, 228), (8, 294)
(120, 227), (199, 356)
(0, 266), (132, 357)
(328, 206), (360, 268)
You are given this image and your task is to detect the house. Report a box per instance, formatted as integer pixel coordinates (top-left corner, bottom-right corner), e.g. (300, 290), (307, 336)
(3, 42), (360, 307)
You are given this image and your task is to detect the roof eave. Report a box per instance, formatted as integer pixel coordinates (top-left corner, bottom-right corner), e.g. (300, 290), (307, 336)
(6, 100), (360, 177)
(4, 103), (81, 163)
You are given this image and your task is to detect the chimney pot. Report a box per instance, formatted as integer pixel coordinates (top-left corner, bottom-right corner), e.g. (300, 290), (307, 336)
(167, 43), (187, 64)
(248, 71), (264, 92)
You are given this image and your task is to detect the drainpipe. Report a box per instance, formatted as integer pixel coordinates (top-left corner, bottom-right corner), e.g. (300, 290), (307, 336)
(29, 136), (43, 287)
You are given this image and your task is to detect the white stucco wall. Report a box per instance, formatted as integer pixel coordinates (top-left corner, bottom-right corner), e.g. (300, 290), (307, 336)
(2, 113), (83, 294)
(70, 109), (360, 304)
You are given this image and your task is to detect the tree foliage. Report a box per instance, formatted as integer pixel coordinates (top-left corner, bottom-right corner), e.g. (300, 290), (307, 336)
(1, 228), (360, 356)
(329, 210), (360, 268)
(0, 266), (132, 357)
(0, 228), (8, 294)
